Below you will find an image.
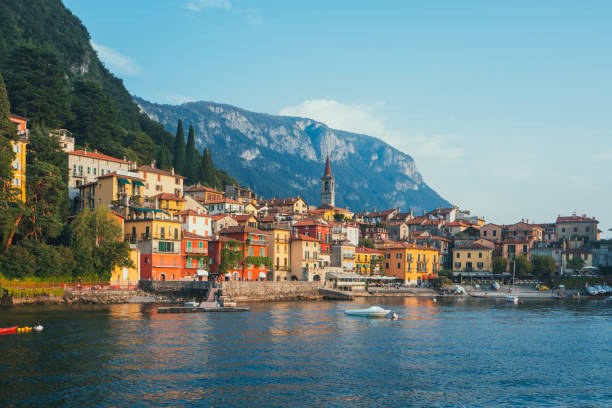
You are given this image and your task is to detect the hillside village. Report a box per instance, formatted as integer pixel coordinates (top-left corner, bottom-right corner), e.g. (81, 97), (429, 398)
(7, 113), (611, 286)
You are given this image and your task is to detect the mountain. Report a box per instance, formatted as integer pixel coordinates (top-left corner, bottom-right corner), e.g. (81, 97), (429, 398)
(134, 98), (450, 213)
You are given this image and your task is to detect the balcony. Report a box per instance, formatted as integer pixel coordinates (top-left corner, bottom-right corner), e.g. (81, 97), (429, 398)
(343, 254), (356, 260)
(185, 247), (208, 254)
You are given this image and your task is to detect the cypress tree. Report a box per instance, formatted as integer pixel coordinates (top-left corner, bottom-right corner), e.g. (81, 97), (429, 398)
(206, 148), (216, 187)
(199, 147), (210, 186)
(173, 119), (186, 174)
(185, 124), (196, 185)
(0, 72), (15, 139)
(156, 144), (172, 170)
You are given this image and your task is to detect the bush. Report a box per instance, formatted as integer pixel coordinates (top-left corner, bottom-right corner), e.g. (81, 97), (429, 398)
(7, 288), (64, 298)
(432, 276), (452, 288)
(438, 270), (453, 279)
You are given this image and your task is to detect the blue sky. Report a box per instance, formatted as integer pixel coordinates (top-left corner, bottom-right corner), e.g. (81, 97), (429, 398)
(64, 0), (611, 236)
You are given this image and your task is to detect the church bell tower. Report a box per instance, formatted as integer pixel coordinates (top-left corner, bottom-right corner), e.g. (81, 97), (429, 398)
(321, 155), (335, 207)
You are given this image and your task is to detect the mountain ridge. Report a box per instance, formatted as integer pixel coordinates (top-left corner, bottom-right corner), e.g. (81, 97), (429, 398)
(134, 97), (450, 213)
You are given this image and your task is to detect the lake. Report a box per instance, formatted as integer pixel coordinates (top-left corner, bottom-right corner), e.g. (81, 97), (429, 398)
(0, 297), (611, 407)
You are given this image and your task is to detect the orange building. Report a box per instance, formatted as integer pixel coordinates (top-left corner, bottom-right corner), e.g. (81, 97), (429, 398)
(217, 225), (270, 281)
(181, 231), (209, 280)
(381, 243), (440, 284)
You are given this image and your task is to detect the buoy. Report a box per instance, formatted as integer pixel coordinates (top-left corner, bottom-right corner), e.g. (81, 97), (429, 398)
(34, 324), (43, 332)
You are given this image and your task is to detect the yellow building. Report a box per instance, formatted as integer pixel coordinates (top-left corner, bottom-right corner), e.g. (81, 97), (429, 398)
(147, 193), (185, 213)
(77, 171), (145, 212)
(452, 240), (494, 276)
(260, 197), (308, 215)
(138, 165), (184, 198)
(290, 234), (323, 281)
(381, 243), (440, 284)
(307, 208), (334, 221)
(260, 223), (291, 281)
(355, 247), (384, 276)
(9, 114), (28, 202)
(111, 245), (141, 286)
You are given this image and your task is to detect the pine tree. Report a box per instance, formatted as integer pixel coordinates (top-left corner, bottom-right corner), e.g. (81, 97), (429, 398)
(185, 124), (196, 185)
(0, 72), (17, 199)
(173, 119), (186, 174)
(199, 147), (211, 187)
(156, 144), (172, 170)
(206, 148), (216, 187)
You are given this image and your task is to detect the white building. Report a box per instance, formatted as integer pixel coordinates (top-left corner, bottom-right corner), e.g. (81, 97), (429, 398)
(201, 198), (245, 215)
(179, 209), (213, 238)
(331, 223), (359, 247)
(68, 149), (132, 202)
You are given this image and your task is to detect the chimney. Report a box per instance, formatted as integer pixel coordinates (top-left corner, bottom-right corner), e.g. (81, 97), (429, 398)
(150, 160), (155, 167)
(94, 149), (98, 154)
(171, 168), (175, 175)
(123, 155), (127, 161)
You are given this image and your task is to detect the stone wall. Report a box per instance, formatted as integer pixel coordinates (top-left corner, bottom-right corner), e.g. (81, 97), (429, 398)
(220, 281), (323, 301)
(139, 280), (216, 296)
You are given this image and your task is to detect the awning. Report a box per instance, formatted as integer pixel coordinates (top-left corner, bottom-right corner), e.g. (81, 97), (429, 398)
(224, 272), (231, 277)
(258, 272), (266, 279)
(129, 206), (170, 215)
(196, 269), (208, 277)
(117, 178), (130, 185)
(132, 180), (145, 187)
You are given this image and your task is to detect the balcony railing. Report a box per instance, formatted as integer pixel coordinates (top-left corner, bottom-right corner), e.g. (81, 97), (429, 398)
(343, 254), (356, 259)
(185, 247), (207, 254)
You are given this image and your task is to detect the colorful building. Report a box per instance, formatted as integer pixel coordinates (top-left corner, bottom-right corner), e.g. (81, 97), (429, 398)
(218, 225), (270, 281)
(355, 247), (384, 276)
(556, 215), (600, 242)
(147, 192), (185, 213)
(184, 183), (224, 202)
(138, 165), (184, 198)
(9, 114), (28, 202)
(452, 240), (495, 277)
(259, 221), (291, 281)
(260, 197), (308, 215)
(292, 218), (331, 254)
(181, 231), (209, 280)
(76, 171), (145, 212)
(381, 243), (440, 284)
(290, 234), (324, 281)
(201, 198), (245, 215)
(331, 242), (356, 273)
(179, 209), (212, 237)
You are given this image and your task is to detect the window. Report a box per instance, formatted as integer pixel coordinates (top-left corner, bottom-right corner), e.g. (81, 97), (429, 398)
(144, 257), (149, 264)
(586, 227), (590, 232)
(479, 252), (482, 258)
(87, 167), (91, 175)
(248, 247), (254, 256)
(385, 263), (389, 269)
(385, 253), (390, 259)
(493, 230), (497, 237)
(174, 228), (178, 239)
(73, 164), (77, 174)
(93, 168), (97, 175)
(455, 262), (461, 268)
(12, 178), (20, 186)
(157, 175), (161, 181)
(158, 241), (174, 252)
(483, 231), (487, 237)
(160, 227), (165, 239)
(467, 253), (471, 258)
(78, 165), (83, 176)
(396, 253), (402, 259)
(13, 144), (19, 153)
(175, 177), (180, 184)
(156, 185), (162, 191)
(397, 262), (401, 268)
(259, 248), (265, 256)
(562, 227), (566, 232)
(573, 227), (577, 232)
(477, 262), (484, 269)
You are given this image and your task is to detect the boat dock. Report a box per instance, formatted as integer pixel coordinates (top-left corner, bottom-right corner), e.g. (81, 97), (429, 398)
(157, 306), (250, 313)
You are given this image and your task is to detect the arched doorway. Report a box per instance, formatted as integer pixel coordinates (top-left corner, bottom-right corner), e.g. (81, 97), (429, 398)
(313, 275), (321, 281)
(276, 275), (281, 281)
(160, 273), (166, 281)
(291, 275), (299, 281)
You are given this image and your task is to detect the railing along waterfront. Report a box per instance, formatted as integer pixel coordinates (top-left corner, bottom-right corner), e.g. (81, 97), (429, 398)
(1, 281), (140, 291)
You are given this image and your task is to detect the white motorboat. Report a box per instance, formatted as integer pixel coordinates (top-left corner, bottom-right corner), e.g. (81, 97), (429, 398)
(344, 306), (395, 318)
(506, 295), (519, 304)
(506, 259), (519, 304)
(184, 301), (199, 307)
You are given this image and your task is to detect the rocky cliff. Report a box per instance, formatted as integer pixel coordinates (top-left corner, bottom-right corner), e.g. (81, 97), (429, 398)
(134, 97), (450, 213)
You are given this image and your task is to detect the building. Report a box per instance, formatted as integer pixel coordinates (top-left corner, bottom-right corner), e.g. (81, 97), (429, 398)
(503, 221), (543, 242)
(381, 243), (440, 284)
(68, 149), (132, 203)
(184, 184), (224, 202)
(9, 114), (28, 202)
(452, 240), (495, 277)
(138, 165), (184, 198)
(408, 231), (452, 270)
(361, 224), (389, 241)
(362, 209), (398, 225)
(292, 218), (331, 254)
(320, 155), (335, 207)
(51, 128), (74, 152)
(480, 223), (503, 243)
(181, 231), (209, 280)
(125, 209), (183, 281)
(531, 242), (564, 275)
(501, 238), (532, 260)
(210, 214), (239, 234)
(179, 209), (212, 237)
(260, 197), (308, 215)
(259, 222), (291, 281)
(110, 244), (140, 286)
(386, 222), (409, 242)
(231, 214), (258, 228)
(290, 234), (325, 281)
(355, 247), (384, 276)
(318, 203), (354, 220)
(225, 184), (258, 205)
(330, 222), (360, 246)
(76, 171), (145, 212)
(146, 192), (185, 213)
(331, 242), (356, 273)
(218, 225), (270, 281)
(556, 215), (600, 242)
(201, 198), (245, 215)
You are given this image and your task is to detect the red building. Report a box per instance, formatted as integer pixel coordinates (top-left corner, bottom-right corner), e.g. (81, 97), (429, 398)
(209, 226), (270, 281)
(292, 219), (331, 254)
(181, 231), (209, 280)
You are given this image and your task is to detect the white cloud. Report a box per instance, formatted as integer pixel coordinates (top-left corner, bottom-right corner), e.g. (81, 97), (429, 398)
(184, 0), (231, 11)
(279, 99), (464, 162)
(90, 41), (140, 76)
(244, 8), (263, 26)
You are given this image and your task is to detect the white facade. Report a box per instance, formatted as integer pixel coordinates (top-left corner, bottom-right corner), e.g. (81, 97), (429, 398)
(332, 224), (359, 247)
(181, 212), (213, 238)
(203, 200), (245, 215)
(68, 150), (132, 200)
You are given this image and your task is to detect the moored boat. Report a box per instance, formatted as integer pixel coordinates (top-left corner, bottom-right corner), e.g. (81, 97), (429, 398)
(344, 306), (395, 318)
(0, 326), (17, 335)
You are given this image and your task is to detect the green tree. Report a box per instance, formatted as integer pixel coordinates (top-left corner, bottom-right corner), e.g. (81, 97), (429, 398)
(512, 255), (533, 278)
(219, 241), (244, 276)
(200, 147), (212, 186)
(0, 72), (16, 140)
(69, 80), (122, 156)
(359, 238), (374, 249)
(69, 206), (132, 279)
(2, 45), (71, 128)
(567, 256), (585, 272)
(173, 119), (186, 174)
(124, 130), (154, 165)
(531, 255), (556, 282)
(492, 256), (508, 275)
(156, 144), (172, 170)
(185, 124), (197, 184)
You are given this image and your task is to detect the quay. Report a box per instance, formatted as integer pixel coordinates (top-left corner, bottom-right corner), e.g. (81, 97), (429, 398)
(157, 306), (250, 313)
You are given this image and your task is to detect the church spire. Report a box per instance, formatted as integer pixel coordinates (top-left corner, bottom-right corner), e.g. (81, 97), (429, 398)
(325, 154), (332, 176)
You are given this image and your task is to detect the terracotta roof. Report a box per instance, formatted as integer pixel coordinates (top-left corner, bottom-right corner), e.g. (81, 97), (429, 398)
(138, 165), (184, 179)
(70, 150), (130, 165)
(556, 215), (598, 223)
(355, 247), (383, 255)
(445, 220), (472, 227)
(203, 198), (242, 205)
(97, 171), (144, 181)
(427, 207), (454, 215)
(260, 197), (305, 206)
(182, 230), (209, 239)
(384, 242), (439, 251)
(292, 233), (319, 242)
(406, 217), (426, 225)
(293, 218), (328, 227)
(177, 209), (210, 217)
(364, 209), (396, 218)
(455, 240), (495, 250)
(258, 216), (276, 223)
(184, 184), (223, 194)
(151, 193), (185, 201)
(232, 214), (257, 222)
(218, 225), (267, 235)
(210, 214), (233, 221)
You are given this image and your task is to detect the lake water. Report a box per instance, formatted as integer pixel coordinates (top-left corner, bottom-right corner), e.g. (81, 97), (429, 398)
(0, 297), (611, 407)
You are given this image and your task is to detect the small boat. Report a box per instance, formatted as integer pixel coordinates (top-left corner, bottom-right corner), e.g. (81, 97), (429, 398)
(506, 295), (519, 304)
(506, 259), (519, 304)
(184, 301), (199, 307)
(492, 281), (500, 291)
(585, 286), (599, 296)
(0, 326), (17, 335)
(344, 306), (395, 318)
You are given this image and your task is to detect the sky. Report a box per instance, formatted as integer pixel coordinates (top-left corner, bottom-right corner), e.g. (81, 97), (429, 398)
(64, 0), (611, 237)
